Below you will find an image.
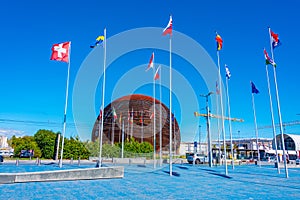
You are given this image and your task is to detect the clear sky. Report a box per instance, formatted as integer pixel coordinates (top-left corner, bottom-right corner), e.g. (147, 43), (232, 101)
(0, 0), (300, 142)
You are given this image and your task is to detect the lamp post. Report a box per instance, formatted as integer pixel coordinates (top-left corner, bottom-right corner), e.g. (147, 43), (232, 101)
(200, 92), (214, 167)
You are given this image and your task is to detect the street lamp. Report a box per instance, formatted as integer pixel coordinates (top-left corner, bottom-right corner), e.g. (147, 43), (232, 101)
(200, 91), (213, 167)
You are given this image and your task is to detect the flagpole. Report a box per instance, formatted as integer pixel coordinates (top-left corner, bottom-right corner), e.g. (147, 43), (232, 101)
(265, 63), (280, 173)
(217, 50), (228, 175)
(153, 59), (156, 169)
(169, 35), (173, 176)
(98, 28), (106, 168)
(269, 28), (288, 178)
(251, 88), (260, 167)
(159, 66), (163, 167)
(225, 77), (234, 169)
(216, 84), (221, 166)
(59, 42), (71, 168)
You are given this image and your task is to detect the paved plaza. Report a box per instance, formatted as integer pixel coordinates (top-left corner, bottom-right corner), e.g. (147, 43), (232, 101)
(0, 161), (300, 199)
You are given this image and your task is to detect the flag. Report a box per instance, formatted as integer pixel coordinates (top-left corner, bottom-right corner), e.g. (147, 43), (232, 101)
(146, 52), (154, 71)
(97, 109), (102, 121)
(154, 65), (161, 80)
(90, 35), (104, 48)
(163, 15), (172, 36)
(216, 81), (220, 95)
(270, 29), (281, 49)
(251, 81), (259, 94)
(264, 49), (276, 67)
(50, 42), (70, 63)
(225, 65), (231, 79)
(215, 33), (223, 51)
(112, 107), (117, 120)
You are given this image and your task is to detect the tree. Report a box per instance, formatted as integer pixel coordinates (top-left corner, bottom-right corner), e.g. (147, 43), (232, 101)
(34, 129), (57, 159)
(10, 135), (42, 158)
(62, 136), (90, 159)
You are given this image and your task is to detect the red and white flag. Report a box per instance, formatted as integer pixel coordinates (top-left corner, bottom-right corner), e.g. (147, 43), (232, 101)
(163, 15), (172, 36)
(50, 42), (70, 63)
(146, 52), (154, 71)
(154, 65), (160, 80)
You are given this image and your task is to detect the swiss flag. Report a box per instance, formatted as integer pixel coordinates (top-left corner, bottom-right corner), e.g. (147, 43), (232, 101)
(50, 42), (70, 63)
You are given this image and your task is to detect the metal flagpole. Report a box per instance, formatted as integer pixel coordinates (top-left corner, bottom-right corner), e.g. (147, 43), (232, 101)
(98, 28), (106, 168)
(268, 27), (288, 178)
(225, 76), (234, 169)
(59, 42), (71, 168)
(265, 64), (280, 173)
(217, 51), (228, 175)
(153, 58), (156, 169)
(159, 66), (163, 167)
(251, 88), (260, 167)
(121, 120), (124, 158)
(169, 35), (173, 176)
(216, 83), (221, 166)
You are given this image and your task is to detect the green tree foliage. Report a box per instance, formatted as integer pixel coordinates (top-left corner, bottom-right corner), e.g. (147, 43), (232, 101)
(34, 129), (57, 159)
(10, 135), (42, 158)
(62, 136), (90, 159)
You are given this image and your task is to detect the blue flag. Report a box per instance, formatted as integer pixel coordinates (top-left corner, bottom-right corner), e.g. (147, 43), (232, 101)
(251, 81), (259, 94)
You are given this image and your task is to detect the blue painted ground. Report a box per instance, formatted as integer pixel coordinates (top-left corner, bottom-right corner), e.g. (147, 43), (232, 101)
(1, 162), (300, 199)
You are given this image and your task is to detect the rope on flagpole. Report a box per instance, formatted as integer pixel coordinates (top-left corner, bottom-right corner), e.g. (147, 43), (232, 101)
(153, 55), (156, 169)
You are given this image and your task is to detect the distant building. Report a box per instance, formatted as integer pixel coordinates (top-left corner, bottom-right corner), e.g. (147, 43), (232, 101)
(272, 133), (300, 159)
(0, 136), (9, 148)
(179, 142), (208, 156)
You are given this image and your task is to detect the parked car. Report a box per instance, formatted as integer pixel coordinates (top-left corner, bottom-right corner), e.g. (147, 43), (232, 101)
(296, 158), (300, 165)
(187, 153), (207, 164)
(19, 150), (34, 158)
(0, 155), (3, 162)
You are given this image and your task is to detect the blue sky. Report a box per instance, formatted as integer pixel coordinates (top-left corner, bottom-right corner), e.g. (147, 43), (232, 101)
(0, 0), (299, 142)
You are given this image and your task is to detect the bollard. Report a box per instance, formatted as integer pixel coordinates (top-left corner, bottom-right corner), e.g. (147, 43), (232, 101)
(70, 158), (73, 165)
(78, 157), (80, 166)
(16, 159), (19, 166)
(36, 157), (39, 165)
(144, 158), (146, 165)
(129, 158), (131, 166)
(38, 158), (41, 166)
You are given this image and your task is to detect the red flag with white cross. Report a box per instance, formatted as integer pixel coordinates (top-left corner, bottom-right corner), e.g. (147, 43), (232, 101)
(50, 42), (70, 63)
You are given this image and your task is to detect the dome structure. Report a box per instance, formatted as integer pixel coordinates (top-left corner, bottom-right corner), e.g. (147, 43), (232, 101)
(92, 94), (180, 152)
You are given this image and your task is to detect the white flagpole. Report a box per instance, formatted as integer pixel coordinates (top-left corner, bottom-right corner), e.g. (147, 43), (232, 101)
(265, 63), (280, 173)
(251, 89), (260, 167)
(59, 42), (71, 168)
(169, 35), (173, 176)
(98, 28), (106, 168)
(121, 120), (124, 158)
(217, 50), (228, 175)
(216, 84), (221, 166)
(268, 28), (288, 178)
(153, 57), (156, 169)
(225, 76), (234, 169)
(159, 66), (163, 167)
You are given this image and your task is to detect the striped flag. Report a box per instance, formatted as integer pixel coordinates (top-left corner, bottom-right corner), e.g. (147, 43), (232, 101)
(215, 33), (223, 51)
(270, 29), (281, 49)
(146, 52), (154, 71)
(264, 49), (276, 67)
(154, 65), (161, 80)
(163, 15), (172, 36)
(112, 107), (117, 120)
